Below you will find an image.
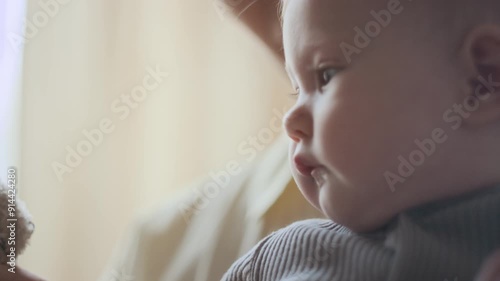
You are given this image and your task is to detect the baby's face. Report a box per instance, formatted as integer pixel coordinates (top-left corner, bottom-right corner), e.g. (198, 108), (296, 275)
(283, 0), (470, 231)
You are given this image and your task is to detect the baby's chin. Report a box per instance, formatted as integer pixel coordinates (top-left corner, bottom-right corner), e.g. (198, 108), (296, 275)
(293, 170), (400, 232)
(293, 175), (322, 209)
(316, 182), (400, 233)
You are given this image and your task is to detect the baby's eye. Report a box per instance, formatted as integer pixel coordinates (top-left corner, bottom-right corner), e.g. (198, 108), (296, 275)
(319, 68), (339, 87)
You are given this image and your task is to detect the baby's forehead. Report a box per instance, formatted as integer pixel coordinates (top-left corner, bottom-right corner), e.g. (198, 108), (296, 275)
(283, 0), (498, 33)
(282, 1), (389, 43)
(282, 0), (403, 39)
(281, 0), (430, 72)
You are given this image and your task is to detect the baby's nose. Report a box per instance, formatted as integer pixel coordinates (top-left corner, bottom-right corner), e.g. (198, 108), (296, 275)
(283, 105), (312, 142)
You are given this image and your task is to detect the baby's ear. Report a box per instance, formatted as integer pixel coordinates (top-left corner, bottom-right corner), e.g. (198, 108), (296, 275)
(459, 24), (500, 126)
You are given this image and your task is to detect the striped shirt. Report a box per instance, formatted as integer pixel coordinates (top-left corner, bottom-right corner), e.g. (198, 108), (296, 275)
(221, 186), (500, 281)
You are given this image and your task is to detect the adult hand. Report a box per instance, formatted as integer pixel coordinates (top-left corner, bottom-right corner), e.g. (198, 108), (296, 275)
(221, 0), (283, 60)
(476, 249), (500, 281)
(0, 265), (46, 281)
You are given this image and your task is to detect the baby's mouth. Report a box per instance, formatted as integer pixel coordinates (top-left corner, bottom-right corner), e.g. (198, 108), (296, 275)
(311, 167), (328, 188)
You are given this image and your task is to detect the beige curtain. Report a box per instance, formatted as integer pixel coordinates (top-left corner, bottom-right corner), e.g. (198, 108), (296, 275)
(16, 0), (292, 280)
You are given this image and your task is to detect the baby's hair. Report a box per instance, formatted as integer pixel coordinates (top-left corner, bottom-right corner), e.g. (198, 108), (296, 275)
(278, 0), (500, 57)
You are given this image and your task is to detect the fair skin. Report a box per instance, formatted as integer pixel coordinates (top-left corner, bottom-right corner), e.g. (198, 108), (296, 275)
(220, 0), (284, 60)
(228, 0), (500, 276)
(279, 0), (500, 278)
(282, 0), (500, 232)
(476, 250), (500, 281)
(0, 266), (46, 281)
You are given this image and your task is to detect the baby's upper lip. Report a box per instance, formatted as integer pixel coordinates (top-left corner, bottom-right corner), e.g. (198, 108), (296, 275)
(293, 154), (321, 176)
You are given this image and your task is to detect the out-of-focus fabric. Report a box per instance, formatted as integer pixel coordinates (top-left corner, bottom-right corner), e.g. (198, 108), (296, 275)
(98, 133), (323, 281)
(221, 186), (500, 281)
(17, 0), (293, 280)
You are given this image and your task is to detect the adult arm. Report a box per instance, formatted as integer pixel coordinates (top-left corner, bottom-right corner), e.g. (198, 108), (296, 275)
(0, 266), (46, 281)
(475, 249), (500, 281)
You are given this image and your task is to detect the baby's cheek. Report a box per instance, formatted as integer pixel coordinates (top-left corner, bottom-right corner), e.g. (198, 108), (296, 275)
(316, 101), (392, 185)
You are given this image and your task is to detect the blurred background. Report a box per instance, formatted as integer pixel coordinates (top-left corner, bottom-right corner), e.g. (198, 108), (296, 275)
(0, 0), (292, 280)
